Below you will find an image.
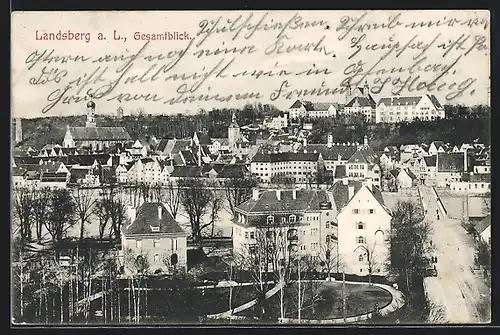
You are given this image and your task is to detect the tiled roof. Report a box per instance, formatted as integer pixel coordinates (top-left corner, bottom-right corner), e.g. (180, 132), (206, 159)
(236, 189), (329, 214)
(180, 150), (198, 165)
(252, 152), (320, 162)
(155, 139), (170, 153)
(469, 173), (490, 183)
(378, 96), (422, 107)
(40, 172), (67, 182)
(289, 100), (303, 109)
(345, 96), (376, 108)
(196, 132), (212, 145)
(403, 168), (417, 180)
(302, 144), (357, 161)
(437, 152), (465, 172)
(430, 141), (445, 149)
(68, 127), (131, 141)
(427, 94), (443, 109)
(12, 167), (27, 177)
(217, 164), (248, 178)
(122, 202), (186, 236)
(170, 166), (203, 178)
(334, 165), (346, 178)
(474, 215), (490, 235)
(389, 169), (400, 179)
(304, 102), (336, 111)
(70, 167), (91, 180)
(212, 138), (230, 146)
(330, 180), (389, 214)
(39, 161), (65, 173)
(423, 156), (437, 167)
(346, 146), (379, 165)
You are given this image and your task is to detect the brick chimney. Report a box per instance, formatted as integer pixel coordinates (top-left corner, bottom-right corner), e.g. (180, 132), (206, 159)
(348, 186), (355, 200)
(276, 189), (281, 201)
(252, 188), (259, 201)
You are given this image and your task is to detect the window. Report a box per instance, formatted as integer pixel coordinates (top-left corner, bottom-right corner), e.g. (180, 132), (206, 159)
(289, 215), (296, 223)
(250, 232), (255, 239)
(267, 215), (274, 224)
(282, 217), (286, 223)
(352, 209), (359, 214)
(369, 209), (375, 214)
(357, 222), (364, 229)
(357, 236), (365, 244)
(154, 254), (160, 263)
(154, 240), (160, 248)
(136, 240), (142, 248)
(358, 254), (364, 262)
(245, 232), (249, 239)
(325, 222), (330, 229)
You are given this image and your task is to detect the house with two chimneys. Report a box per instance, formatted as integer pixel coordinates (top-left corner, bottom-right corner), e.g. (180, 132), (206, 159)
(121, 202), (188, 276)
(344, 82), (377, 123)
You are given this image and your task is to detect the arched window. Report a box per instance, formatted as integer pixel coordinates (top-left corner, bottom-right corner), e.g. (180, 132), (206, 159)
(267, 215), (274, 224)
(358, 254), (364, 262)
(289, 215), (296, 223)
(357, 236), (365, 244)
(357, 222), (365, 229)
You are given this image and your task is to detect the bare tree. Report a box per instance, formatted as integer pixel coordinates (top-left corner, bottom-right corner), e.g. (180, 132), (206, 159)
(45, 189), (75, 245)
(357, 242), (380, 286)
(317, 236), (341, 282)
(32, 188), (51, 241)
(164, 180), (181, 219)
(109, 198), (128, 242)
(208, 195), (223, 238)
(139, 183), (152, 203)
(73, 187), (97, 242)
(223, 177), (258, 217)
(151, 183), (165, 202)
(13, 187), (34, 243)
(178, 178), (215, 246)
(123, 248), (150, 324)
(94, 197), (111, 240)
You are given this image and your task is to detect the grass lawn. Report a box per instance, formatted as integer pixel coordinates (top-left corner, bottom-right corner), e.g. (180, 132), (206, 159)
(437, 193), (490, 220)
(237, 281), (392, 321)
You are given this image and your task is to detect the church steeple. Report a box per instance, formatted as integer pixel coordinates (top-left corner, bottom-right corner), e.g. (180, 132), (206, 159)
(86, 96), (97, 127)
(230, 111), (238, 128)
(228, 111), (240, 149)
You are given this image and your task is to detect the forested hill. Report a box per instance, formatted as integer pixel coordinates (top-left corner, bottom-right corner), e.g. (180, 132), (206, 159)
(14, 104), (490, 151)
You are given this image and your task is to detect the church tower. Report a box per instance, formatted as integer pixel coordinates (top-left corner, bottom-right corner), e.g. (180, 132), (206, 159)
(228, 112), (240, 148)
(86, 99), (97, 127)
(345, 82), (352, 104)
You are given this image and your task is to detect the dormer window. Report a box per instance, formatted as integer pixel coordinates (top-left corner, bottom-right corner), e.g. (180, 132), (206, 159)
(267, 215), (274, 224)
(150, 225), (160, 232)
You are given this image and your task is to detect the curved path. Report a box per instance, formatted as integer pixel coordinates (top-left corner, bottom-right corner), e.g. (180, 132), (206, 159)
(206, 280), (405, 323)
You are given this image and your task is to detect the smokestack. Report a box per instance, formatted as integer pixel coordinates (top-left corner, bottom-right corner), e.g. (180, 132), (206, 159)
(252, 188), (259, 201)
(292, 189), (297, 199)
(158, 206), (162, 219)
(276, 189), (281, 201)
(348, 186), (355, 200)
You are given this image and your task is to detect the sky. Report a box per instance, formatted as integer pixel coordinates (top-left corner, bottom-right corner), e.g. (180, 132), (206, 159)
(11, 10), (490, 119)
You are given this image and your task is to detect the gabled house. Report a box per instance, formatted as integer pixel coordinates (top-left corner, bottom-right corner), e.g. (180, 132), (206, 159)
(376, 94), (445, 123)
(428, 141), (446, 156)
(12, 167), (28, 188)
(288, 100), (339, 119)
(397, 168), (417, 188)
(344, 83), (377, 123)
(415, 155), (437, 185)
(345, 136), (381, 187)
(121, 203), (188, 276)
(334, 179), (392, 275)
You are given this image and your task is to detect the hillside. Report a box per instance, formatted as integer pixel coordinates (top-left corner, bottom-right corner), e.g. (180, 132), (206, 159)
(13, 106), (490, 151)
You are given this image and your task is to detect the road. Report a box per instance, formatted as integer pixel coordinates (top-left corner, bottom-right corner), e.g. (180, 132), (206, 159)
(419, 185), (490, 323)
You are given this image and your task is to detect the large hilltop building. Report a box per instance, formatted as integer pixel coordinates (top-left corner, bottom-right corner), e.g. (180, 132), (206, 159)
(62, 100), (132, 150)
(376, 94), (445, 123)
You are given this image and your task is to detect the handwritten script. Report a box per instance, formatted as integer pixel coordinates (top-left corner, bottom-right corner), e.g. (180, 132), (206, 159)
(12, 10), (490, 116)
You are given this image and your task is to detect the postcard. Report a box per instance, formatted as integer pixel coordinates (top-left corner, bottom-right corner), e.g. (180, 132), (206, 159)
(11, 10), (490, 325)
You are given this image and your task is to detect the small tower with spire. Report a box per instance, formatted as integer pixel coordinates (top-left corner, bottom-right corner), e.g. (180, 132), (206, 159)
(86, 95), (97, 127)
(345, 82), (352, 104)
(363, 80), (370, 97)
(228, 111), (241, 149)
